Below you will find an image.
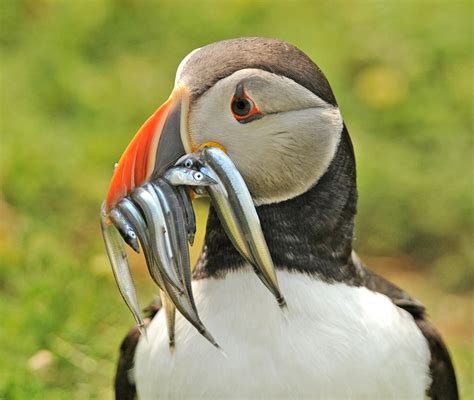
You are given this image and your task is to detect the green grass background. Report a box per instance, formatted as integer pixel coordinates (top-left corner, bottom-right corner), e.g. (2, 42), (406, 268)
(0, 0), (472, 398)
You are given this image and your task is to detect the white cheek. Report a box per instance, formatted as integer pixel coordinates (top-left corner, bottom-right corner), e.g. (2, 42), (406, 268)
(188, 69), (344, 204)
(175, 47), (202, 86)
(233, 107), (343, 204)
(191, 106), (342, 205)
(190, 85), (240, 148)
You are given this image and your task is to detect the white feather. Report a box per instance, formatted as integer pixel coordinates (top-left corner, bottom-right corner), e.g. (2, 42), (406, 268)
(135, 269), (431, 399)
(175, 47), (202, 86)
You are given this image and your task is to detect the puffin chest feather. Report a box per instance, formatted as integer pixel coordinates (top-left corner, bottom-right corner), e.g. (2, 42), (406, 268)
(134, 269), (431, 400)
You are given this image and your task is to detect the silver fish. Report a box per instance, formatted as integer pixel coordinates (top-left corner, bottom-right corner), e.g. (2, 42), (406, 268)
(176, 186), (196, 245)
(117, 198), (177, 348)
(199, 147), (286, 308)
(108, 207), (140, 253)
(130, 187), (184, 292)
(146, 183), (182, 283)
(152, 180), (198, 314)
(100, 203), (145, 329)
(160, 290), (176, 348)
(131, 184), (218, 348)
(178, 153), (255, 263)
(183, 158), (269, 294)
(196, 161), (276, 295)
(160, 274), (220, 349)
(116, 198), (164, 289)
(163, 166), (217, 186)
(198, 162), (251, 260)
(167, 158), (203, 245)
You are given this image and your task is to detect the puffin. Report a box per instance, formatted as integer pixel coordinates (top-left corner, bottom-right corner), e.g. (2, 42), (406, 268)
(111, 37), (458, 399)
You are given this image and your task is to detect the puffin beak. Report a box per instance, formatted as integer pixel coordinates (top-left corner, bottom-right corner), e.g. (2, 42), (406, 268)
(105, 86), (191, 212)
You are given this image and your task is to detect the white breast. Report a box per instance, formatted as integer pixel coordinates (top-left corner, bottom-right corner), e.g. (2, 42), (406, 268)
(134, 268), (431, 399)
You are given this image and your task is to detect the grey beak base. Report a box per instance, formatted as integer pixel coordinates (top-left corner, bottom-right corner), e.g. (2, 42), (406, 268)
(151, 102), (186, 178)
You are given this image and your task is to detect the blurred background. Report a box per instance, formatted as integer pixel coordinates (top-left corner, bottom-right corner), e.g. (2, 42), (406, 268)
(0, 0), (472, 398)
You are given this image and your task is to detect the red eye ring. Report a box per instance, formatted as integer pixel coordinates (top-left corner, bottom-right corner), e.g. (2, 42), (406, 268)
(231, 88), (260, 122)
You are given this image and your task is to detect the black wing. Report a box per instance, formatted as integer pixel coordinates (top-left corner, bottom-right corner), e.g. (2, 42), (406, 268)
(353, 253), (459, 400)
(115, 300), (161, 400)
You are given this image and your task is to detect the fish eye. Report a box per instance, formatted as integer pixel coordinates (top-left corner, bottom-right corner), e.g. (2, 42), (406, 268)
(184, 159), (193, 168)
(194, 172), (203, 181)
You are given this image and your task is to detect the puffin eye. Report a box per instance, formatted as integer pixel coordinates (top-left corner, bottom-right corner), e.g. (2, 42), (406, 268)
(231, 85), (261, 123)
(232, 98), (253, 116)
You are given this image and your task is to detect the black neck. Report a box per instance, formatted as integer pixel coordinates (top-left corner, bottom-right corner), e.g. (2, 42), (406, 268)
(194, 126), (361, 284)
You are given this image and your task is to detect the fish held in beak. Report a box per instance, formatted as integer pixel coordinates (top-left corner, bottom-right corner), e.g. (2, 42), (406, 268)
(162, 164), (216, 246)
(152, 180), (198, 314)
(116, 196), (195, 350)
(174, 148), (286, 308)
(163, 166), (217, 186)
(116, 197), (176, 349)
(100, 203), (145, 330)
(130, 186), (184, 293)
(175, 186), (197, 245)
(160, 290), (176, 349)
(116, 198), (165, 290)
(201, 147), (286, 308)
(112, 184), (218, 349)
(108, 207), (140, 253)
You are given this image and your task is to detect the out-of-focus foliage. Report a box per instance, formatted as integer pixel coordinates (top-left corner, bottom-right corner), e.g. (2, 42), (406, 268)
(0, 1), (472, 398)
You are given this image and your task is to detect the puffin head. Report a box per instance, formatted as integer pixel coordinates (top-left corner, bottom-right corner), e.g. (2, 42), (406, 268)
(106, 37), (344, 210)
